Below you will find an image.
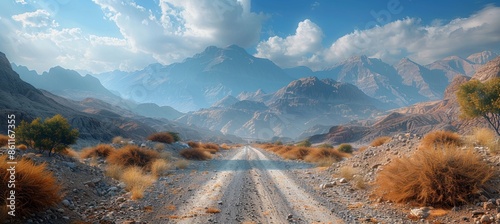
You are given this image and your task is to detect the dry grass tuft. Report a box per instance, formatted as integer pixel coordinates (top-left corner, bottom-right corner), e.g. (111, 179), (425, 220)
(0, 134), (8, 147)
(174, 159), (189, 169)
(17, 144), (28, 150)
(154, 143), (165, 151)
(105, 164), (123, 180)
(304, 148), (342, 164)
(0, 155), (61, 219)
(121, 166), (156, 200)
(62, 148), (80, 159)
(469, 128), (499, 153)
(179, 148), (212, 160)
(259, 144), (347, 165)
(151, 159), (170, 177)
(419, 130), (462, 149)
(147, 132), (175, 144)
(339, 166), (360, 181)
(107, 145), (159, 169)
(370, 136), (391, 147)
(80, 144), (116, 159)
(374, 146), (493, 207)
(112, 136), (125, 144)
(205, 207), (221, 213)
(187, 141), (200, 148)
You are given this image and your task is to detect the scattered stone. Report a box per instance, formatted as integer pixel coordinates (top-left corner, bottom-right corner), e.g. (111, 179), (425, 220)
(479, 215), (491, 223)
(339, 178), (347, 184)
(287, 214), (293, 219)
(62, 199), (71, 207)
(410, 207), (430, 219)
(484, 201), (496, 210)
(472, 210), (486, 216)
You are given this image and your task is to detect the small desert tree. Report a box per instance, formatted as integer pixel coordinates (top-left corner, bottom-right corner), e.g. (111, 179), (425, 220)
(17, 114), (79, 156)
(457, 78), (500, 136)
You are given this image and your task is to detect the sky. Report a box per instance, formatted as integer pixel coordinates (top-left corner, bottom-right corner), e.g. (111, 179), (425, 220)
(1, 0), (499, 73)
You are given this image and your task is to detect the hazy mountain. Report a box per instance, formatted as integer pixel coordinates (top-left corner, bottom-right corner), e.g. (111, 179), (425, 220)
(394, 58), (448, 100)
(12, 64), (121, 103)
(466, 51), (499, 64)
(177, 77), (383, 139)
(309, 56), (500, 145)
(95, 45), (293, 112)
(130, 103), (184, 120)
(426, 56), (479, 80)
(283, 66), (315, 79)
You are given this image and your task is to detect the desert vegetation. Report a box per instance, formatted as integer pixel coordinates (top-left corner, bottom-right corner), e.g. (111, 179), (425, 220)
(80, 144), (116, 159)
(107, 145), (160, 169)
(179, 141), (221, 160)
(457, 78), (500, 136)
(0, 155), (62, 220)
(0, 134), (8, 147)
(374, 145), (493, 207)
(337, 143), (353, 153)
(258, 143), (348, 167)
(16, 114), (79, 156)
(419, 130), (462, 149)
(370, 136), (391, 147)
(468, 128), (500, 153)
(147, 132), (180, 144)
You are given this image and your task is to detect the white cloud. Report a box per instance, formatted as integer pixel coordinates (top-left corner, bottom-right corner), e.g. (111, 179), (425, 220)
(15, 0), (27, 4)
(11, 9), (58, 28)
(255, 19), (323, 68)
(256, 6), (500, 70)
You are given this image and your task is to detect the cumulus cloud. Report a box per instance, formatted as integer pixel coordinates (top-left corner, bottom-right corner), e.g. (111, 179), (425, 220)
(255, 19), (323, 68)
(256, 6), (500, 70)
(1, 0), (265, 73)
(11, 9), (58, 28)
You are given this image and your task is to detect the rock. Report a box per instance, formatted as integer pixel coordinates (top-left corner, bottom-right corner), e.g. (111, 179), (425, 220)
(321, 182), (336, 189)
(287, 214), (293, 219)
(473, 210), (486, 216)
(484, 202), (496, 210)
(108, 187), (119, 192)
(496, 199), (500, 206)
(339, 178), (347, 183)
(217, 201), (223, 205)
(57, 208), (64, 213)
(62, 162), (76, 169)
(479, 215), (491, 223)
(410, 207), (430, 219)
(62, 199), (71, 207)
(62, 216), (69, 220)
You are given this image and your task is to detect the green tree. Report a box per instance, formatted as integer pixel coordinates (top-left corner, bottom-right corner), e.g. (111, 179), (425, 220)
(337, 143), (353, 153)
(457, 78), (500, 136)
(17, 114), (79, 156)
(296, 140), (311, 147)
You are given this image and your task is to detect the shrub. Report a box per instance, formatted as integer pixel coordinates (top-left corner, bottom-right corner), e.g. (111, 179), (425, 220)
(469, 128), (499, 153)
(370, 136), (391, 147)
(374, 146), (493, 207)
(420, 130), (462, 149)
(0, 156), (61, 220)
(304, 148), (342, 164)
(0, 134), (8, 147)
(296, 140), (311, 147)
(147, 132), (175, 144)
(202, 143), (220, 154)
(112, 136), (125, 144)
(282, 147), (310, 160)
(179, 148), (212, 160)
(121, 166), (156, 200)
(16, 114), (79, 156)
(337, 143), (353, 153)
(107, 145), (159, 169)
(339, 166), (359, 181)
(80, 144), (116, 158)
(318, 143), (334, 149)
(205, 207), (221, 213)
(17, 144), (28, 150)
(151, 159), (170, 177)
(62, 148), (80, 159)
(275, 141), (283, 145)
(106, 164), (123, 180)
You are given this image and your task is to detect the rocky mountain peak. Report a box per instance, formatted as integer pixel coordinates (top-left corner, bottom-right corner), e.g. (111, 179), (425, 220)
(471, 56), (500, 82)
(0, 52), (12, 70)
(467, 51), (499, 64)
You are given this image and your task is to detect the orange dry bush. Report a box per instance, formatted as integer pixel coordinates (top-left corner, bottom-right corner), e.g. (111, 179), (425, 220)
(0, 134), (8, 147)
(179, 148), (212, 160)
(202, 143), (220, 154)
(206, 207), (221, 213)
(420, 130), (462, 149)
(147, 132), (175, 144)
(304, 147), (343, 163)
(17, 144), (28, 150)
(62, 148), (80, 159)
(370, 136), (391, 147)
(107, 145), (159, 169)
(0, 156), (61, 220)
(80, 144), (116, 158)
(282, 147), (310, 160)
(374, 146), (492, 207)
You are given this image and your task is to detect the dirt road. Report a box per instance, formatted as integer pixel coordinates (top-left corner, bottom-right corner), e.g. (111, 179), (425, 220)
(144, 146), (344, 224)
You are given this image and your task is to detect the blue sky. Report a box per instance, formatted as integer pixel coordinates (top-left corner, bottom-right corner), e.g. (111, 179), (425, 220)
(1, 0), (499, 73)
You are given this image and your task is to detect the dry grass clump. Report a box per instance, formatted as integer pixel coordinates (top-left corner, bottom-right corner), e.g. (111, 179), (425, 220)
(112, 136), (126, 144)
(259, 144), (347, 166)
(374, 146), (493, 207)
(121, 166), (156, 200)
(62, 148), (80, 159)
(147, 132), (175, 144)
(0, 134), (8, 147)
(187, 141), (200, 148)
(370, 136), (391, 147)
(107, 145), (159, 169)
(151, 159), (170, 177)
(202, 143), (220, 154)
(339, 166), (360, 181)
(17, 144), (28, 150)
(205, 207), (221, 213)
(0, 155), (61, 219)
(174, 159), (189, 169)
(469, 128), (499, 153)
(420, 130), (463, 149)
(220, 143), (231, 150)
(304, 148), (343, 163)
(80, 144), (116, 159)
(282, 147), (311, 160)
(179, 148), (212, 160)
(106, 164), (123, 180)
